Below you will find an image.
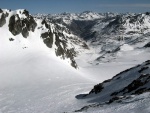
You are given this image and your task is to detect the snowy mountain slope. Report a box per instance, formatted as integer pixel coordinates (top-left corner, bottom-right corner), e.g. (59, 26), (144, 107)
(0, 9), (96, 113)
(43, 11), (150, 39)
(92, 12), (150, 36)
(74, 92), (150, 113)
(78, 12), (150, 64)
(34, 11), (117, 40)
(52, 11), (150, 113)
(35, 11), (150, 67)
(74, 60), (150, 112)
(0, 9), (88, 68)
(0, 46), (96, 113)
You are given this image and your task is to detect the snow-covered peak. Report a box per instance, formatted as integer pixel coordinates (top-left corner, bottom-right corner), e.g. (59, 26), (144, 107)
(78, 11), (103, 20)
(33, 11), (110, 25)
(0, 9), (88, 68)
(34, 11), (150, 65)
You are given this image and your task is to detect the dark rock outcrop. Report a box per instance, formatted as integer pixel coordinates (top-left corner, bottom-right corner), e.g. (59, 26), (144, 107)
(0, 9), (3, 13)
(41, 31), (53, 48)
(22, 27), (29, 38)
(41, 30), (77, 68)
(41, 19), (49, 29)
(0, 9), (80, 68)
(89, 83), (104, 94)
(54, 33), (77, 68)
(22, 9), (29, 17)
(0, 11), (9, 27)
(26, 16), (37, 32)
(9, 38), (14, 41)
(144, 42), (150, 48)
(9, 14), (22, 35)
(8, 10), (37, 38)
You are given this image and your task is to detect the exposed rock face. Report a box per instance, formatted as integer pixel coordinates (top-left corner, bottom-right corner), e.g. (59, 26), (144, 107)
(8, 10), (37, 38)
(89, 83), (104, 94)
(22, 27), (29, 38)
(41, 31), (53, 48)
(40, 19), (78, 68)
(0, 9), (89, 68)
(9, 14), (22, 35)
(0, 9), (37, 38)
(0, 10), (9, 27)
(55, 33), (66, 57)
(9, 38), (14, 41)
(41, 19), (49, 29)
(54, 33), (77, 68)
(0, 9), (3, 13)
(0, 13), (7, 27)
(26, 16), (37, 32)
(22, 9), (29, 17)
(144, 42), (150, 48)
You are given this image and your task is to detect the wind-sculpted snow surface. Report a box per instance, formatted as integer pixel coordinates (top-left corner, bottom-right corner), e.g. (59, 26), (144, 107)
(74, 60), (150, 113)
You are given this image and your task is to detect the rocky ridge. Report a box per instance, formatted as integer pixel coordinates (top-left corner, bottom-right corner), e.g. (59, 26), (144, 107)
(34, 11), (150, 64)
(74, 60), (150, 112)
(0, 9), (88, 68)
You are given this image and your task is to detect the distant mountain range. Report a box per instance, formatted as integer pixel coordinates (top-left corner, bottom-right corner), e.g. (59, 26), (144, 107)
(34, 11), (150, 64)
(34, 11), (150, 113)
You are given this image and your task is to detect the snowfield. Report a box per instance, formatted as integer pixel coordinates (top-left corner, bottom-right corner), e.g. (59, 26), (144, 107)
(0, 9), (95, 112)
(0, 37), (96, 113)
(0, 32), (149, 113)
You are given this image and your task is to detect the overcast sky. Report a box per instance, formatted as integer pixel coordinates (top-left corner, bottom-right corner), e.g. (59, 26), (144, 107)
(0, 0), (150, 14)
